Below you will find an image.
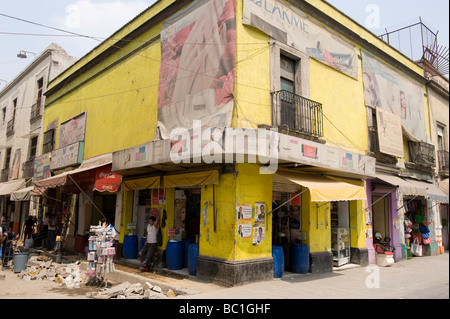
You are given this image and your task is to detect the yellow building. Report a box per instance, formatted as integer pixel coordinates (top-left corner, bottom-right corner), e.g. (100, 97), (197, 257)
(34, 0), (443, 286)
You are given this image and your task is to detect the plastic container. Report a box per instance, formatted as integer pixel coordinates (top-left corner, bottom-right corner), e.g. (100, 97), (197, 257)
(187, 243), (199, 276)
(123, 235), (138, 259)
(166, 240), (183, 270)
(13, 252), (29, 273)
(291, 244), (309, 274)
(182, 238), (195, 268)
(272, 245), (284, 278)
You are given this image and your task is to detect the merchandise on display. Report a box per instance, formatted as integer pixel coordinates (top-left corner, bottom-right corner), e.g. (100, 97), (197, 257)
(86, 224), (116, 279)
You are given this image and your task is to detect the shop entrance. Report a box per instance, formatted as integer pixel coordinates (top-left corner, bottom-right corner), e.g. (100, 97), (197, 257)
(92, 193), (116, 227)
(272, 192), (302, 271)
(442, 204), (449, 250)
(174, 188), (201, 242)
(372, 195), (390, 242)
(330, 201), (351, 267)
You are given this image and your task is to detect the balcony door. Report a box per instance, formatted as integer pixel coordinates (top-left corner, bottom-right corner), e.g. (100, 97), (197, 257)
(280, 55), (296, 129)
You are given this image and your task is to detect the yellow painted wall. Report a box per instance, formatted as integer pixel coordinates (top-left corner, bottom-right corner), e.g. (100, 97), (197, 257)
(301, 191), (331, 253)
(199, 164), (272, 261)
(349, 200), (366, 248)
(233, 0), (271, 129)
(309, 58), (368, 153)
(44, 41), (161, 160)
(120, 190), (134, 243)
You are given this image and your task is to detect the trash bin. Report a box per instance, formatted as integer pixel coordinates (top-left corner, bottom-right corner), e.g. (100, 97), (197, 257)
(13, 252), (29, 273)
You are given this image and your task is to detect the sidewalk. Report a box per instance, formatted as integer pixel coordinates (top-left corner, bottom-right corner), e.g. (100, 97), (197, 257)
(25, 248), (449, 299)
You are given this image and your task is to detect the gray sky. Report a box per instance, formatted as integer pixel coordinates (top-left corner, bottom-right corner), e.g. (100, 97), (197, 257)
(1, 0), (449, 86)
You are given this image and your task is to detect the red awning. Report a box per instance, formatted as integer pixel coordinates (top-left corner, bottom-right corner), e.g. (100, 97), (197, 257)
(34, 153), (121, 193)
(93, 164), (121, 192)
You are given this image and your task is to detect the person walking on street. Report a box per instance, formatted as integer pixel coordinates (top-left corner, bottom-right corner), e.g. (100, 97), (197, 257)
(139, 213), (160, 272)
(47, 214), (57, 252)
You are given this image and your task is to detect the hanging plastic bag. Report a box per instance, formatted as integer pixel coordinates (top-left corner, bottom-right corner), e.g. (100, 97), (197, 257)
(422, 237), (431, 245)
(411, 237), (423, 257)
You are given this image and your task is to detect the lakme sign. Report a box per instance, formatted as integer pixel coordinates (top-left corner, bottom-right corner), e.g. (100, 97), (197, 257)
(243, 0), (358, 79)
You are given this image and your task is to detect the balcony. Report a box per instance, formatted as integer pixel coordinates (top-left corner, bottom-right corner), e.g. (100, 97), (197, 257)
(6, 119), (14, 136)
(22, 159), (35, 179)
(271, 90), (323, 139)
(437, 150), (449, 177)
(406, 141), (435, 173)
(30, 103), (42, 123)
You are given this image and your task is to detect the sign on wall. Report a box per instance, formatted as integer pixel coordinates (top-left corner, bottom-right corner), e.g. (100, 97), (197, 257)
(33, 153), (51, 181)
(242, 0), (358, 79)
(59, 112), (87, 148)
(376, 107), (404, 157)
(157, 0), (236, 139)
(50, 142), (84, 170)
(362, 50), (427, 142)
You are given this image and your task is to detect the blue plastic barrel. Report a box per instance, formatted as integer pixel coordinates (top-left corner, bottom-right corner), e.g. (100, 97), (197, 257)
(291, 244), (309, 274)
(272, 245), (284, 278)
(182, 238), (195, 268)
(166, 240), (183, 270)
(187, 244), (199, 276)
(123, 235), (138, 259)
(140, 236), (147, 251)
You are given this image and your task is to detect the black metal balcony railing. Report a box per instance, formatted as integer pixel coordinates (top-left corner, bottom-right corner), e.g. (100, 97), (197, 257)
(6, 119), (14, 136)
(30, 103), (41, 123)
(22, 159), (35, 179)
(409, 141), (435, 167)
(438, 150), (449, 173)
(271, 90), (323, 138)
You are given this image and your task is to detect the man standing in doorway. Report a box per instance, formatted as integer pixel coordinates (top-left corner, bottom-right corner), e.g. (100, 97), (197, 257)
(139, 213), (160, 272)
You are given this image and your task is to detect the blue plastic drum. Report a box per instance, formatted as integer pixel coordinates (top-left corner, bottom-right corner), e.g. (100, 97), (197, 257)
(182, 238), (195, 268)
(291, 244), (309, 274)
(272, 245), (284, 278)
(123, 235), (138, 259)
(187, 244), (199, 276)
(166, 240), (183, 270)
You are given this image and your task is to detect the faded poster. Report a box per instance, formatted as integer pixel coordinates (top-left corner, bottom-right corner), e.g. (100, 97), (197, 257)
(59, 112), (86, 148)
(243, 0), (358, 79)
(158, 0), (236, 139)
(362, 50), (427, 142)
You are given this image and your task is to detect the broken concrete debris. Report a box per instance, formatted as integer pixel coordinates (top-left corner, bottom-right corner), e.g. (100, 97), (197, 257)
(16, 256), (177, 299)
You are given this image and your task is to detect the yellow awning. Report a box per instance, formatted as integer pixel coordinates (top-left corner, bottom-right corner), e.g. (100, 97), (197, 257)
(164, 170), (219, 188)
(122, 176), (161, 191)
(274, 171), (366, 202)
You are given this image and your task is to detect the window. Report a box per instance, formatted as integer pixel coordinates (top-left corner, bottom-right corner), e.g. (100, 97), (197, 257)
(43, 129), (55, 154)
(36, 78), (44, 108)
(2, 108), (5, 124)
(4, 148), (11, 169)
(29, 136), (38, 160)
(437, 125), (446, 151)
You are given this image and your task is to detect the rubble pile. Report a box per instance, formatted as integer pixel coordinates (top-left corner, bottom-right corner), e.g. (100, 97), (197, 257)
(16, 256), (178, 299)
(86, 281), (178, 299)
(16, 255), (86, 289)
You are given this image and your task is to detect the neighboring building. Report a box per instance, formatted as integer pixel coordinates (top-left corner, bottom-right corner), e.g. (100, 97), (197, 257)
(34, 0), (447, 286)
(0, 43), (77, 234)
(422, 59), (449, 252)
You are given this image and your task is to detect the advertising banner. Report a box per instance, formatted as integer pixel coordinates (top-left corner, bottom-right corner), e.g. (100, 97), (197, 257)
(158, 0), (236, 139)
(59, 112), (86, 148)
(362, 50), (427, 142)
(376, 107), (404, 157)
(242, 0), (358, 79)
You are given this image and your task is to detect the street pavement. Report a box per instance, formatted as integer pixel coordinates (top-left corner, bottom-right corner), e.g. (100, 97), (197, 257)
(0, 251), (448, 301)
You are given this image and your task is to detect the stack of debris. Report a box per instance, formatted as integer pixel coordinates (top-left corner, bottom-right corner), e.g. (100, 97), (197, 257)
(16, 255), (87, 289)
(86, 281), (178, 299)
